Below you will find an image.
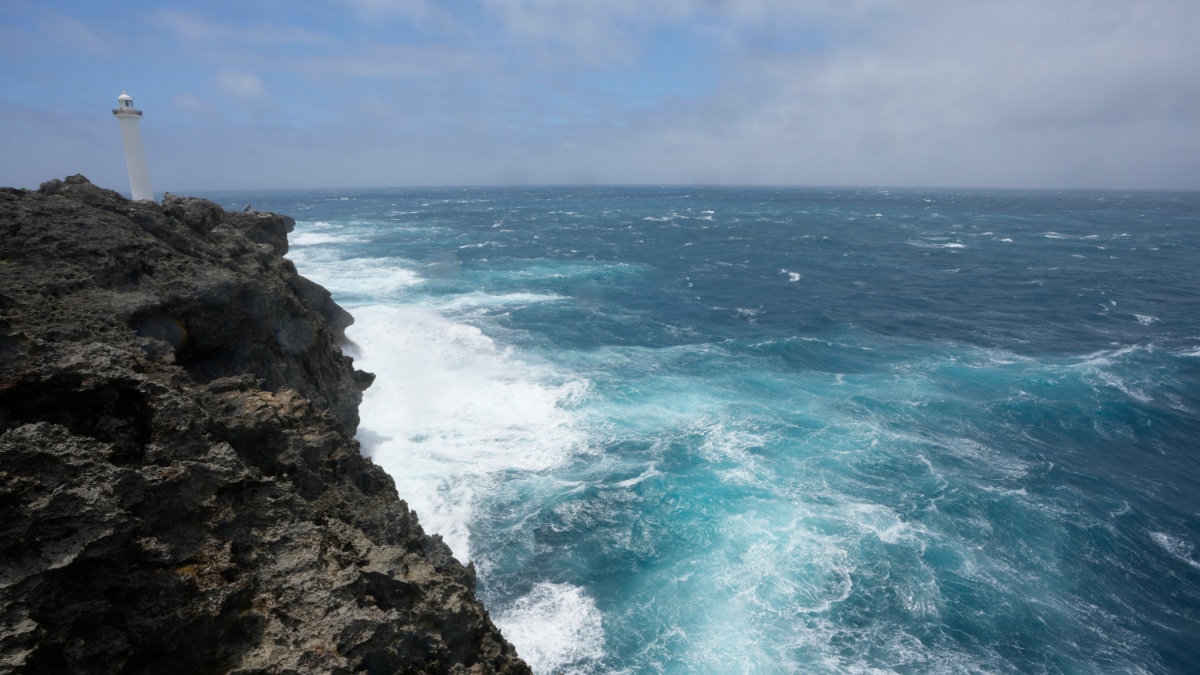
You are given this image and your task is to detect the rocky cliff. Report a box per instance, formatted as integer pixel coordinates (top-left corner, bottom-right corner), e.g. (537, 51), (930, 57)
(0, 176), (531, 674)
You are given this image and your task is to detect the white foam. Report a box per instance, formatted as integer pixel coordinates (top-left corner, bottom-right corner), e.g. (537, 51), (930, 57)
(780, 269), (802, 282)
(290, 232), (362, 246)
(944, 437), (1031, 479)
(1071, 344), (1144, 368)
(1151, 532), (1200, 569)
(348, 304), (588, 560)
(697, 422), (767, 465)
(1095, 371), (1152, 403)
(1134, 314), (1159, 326)
(429, 292), (567, 313)
(290, 256), (423, 298)
(614, 463), (661, 488)
(494, 583), (605, 674)
(941, 243), (965, 249)
(1066, 346), (1154, 402)
(712, 516), (854, 617)
(849, 502), (915, 544)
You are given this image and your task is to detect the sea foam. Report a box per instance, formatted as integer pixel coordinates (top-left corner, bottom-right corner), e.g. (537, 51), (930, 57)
(494, 583), (605, 674)
(347, 303), (587, 561)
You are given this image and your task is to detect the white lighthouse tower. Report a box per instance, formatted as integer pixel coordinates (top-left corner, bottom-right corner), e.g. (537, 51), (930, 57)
(112, 91), (153, 201)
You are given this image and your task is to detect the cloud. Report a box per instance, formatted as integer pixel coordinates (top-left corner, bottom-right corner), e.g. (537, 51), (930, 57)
(334, 0), (458, 29)
(4, 0), (1198, 190)
(151, 10), (331, 46)
(39, 11), (114, 57)
(205, 0), (1200, 188)
(479, 0), (700, 69)
(491, 0), (1200, 188)
(170, 92), (220, 121)
(214, 70), (273, 111)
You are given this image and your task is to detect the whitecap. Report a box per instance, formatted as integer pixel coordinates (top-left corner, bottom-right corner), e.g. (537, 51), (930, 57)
(698, 422), (768, 464)
(1071, 344), (1144, 368)
(1095, 371), (1152, 403)
(290, 257), (423, 297)
(848, 503), (916, 544)
(348, 304), (588, 560)
(978, 485), (1028, 498)
(429, 292), (567, 313)
(290, 232), (362, 246)
(1151, 532), (1200, 569)
(494, 583), (605, 674)
(614, 463), (661, 489)
(1134, 314), (1159, 326)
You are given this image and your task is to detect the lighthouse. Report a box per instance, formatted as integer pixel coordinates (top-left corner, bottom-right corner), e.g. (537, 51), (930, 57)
(112, 91), (153, 201)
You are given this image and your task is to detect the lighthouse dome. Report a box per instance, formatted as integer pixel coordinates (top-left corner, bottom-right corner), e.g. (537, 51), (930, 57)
(118, 91), (132, 102)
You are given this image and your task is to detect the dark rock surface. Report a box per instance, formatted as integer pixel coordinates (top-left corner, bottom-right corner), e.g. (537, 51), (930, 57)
(0, 176), (530, 674)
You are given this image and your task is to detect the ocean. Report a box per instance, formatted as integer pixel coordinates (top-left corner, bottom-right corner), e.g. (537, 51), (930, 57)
(201, 186), (1200, 674)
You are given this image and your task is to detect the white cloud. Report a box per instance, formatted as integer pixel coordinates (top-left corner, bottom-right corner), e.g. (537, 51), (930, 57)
(151, 10), (331, 46)
(40, 12), (114, 57)
(4, 0), (1199, 190)
(334, 0), (458, 29)
(170, 92), (221, 121)
(214, 70), (273, 111)
(466, 0), (1200, 188)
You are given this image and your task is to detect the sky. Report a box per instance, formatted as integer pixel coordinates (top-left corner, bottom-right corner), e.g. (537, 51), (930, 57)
(2, 0), (1199, 192)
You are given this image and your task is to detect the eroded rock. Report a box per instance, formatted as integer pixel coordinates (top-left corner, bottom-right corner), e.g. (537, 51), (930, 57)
(0, 176), (530, 674)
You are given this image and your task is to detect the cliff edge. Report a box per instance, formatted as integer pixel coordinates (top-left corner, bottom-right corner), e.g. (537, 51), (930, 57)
(0, 175), (531, 674)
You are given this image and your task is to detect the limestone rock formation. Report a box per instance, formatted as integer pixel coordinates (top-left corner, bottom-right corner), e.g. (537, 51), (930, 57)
(0, 176), (530, 674)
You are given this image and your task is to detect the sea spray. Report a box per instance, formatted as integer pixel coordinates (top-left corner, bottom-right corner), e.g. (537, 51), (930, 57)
(220, 185), (1200, 674)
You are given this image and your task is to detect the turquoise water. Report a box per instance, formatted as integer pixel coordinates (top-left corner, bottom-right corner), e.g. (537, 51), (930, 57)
(206, 186), (1200, 673)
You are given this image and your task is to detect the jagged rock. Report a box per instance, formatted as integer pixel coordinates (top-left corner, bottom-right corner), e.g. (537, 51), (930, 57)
(162, 193), (223, 235)
(0, 176), (530, 674)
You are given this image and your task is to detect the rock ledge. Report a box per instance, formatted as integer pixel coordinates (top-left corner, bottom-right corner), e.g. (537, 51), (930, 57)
(0, 176), (530, 674)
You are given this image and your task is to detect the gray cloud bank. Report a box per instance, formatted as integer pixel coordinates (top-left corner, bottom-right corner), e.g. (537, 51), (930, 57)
(3, 0), (1198, 191)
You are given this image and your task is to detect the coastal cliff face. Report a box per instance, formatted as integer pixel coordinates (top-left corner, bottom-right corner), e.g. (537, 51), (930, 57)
(0, 176), (531, 674)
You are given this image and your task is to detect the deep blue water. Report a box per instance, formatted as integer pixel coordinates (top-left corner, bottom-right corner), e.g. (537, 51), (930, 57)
(204, 186), (1200, 673)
